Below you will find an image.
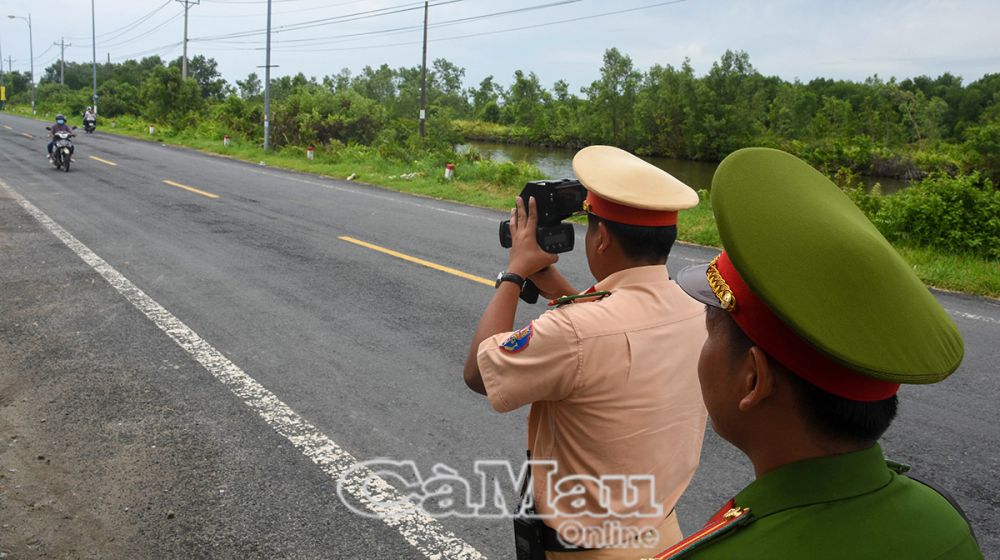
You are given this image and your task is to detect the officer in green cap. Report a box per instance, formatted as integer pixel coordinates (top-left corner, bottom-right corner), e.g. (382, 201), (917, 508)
(651, 147), (982, 559)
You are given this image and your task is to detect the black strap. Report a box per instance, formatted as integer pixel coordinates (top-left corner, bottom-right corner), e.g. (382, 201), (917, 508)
(515, 450), (593, 553)
(540, 522), (593, 552)
(520, 279), (540, 304)
(516, 450), (532, 508)
(513, 450), (545, 560)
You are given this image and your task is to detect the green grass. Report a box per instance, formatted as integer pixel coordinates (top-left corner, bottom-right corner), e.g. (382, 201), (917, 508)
(894, 246), (1000, 298)
(4, 105), (996, 299)
(677, 192), (721, 248)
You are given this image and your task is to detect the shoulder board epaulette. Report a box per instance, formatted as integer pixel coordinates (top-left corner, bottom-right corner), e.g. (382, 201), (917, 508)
(547, 290), (612, 308)
(647, 500), (753, 559)
(885, 459), (911, 475)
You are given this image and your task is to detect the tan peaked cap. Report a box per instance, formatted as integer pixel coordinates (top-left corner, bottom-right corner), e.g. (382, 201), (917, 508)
(573, 146), (699, 214)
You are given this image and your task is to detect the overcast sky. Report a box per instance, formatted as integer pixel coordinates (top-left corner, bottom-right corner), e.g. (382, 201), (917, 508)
(1, 0), (998, 92)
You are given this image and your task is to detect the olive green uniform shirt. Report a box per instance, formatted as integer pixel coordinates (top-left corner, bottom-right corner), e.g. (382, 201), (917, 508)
(683, 444), (981, 559)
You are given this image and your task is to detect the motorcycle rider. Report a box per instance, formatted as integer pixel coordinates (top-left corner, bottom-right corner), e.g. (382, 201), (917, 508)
(47, 114), (74, 161)
(83, 107), (96, 130)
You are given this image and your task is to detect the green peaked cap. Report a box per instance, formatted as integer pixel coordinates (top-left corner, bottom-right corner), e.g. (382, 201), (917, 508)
(711, 148), (963, 383)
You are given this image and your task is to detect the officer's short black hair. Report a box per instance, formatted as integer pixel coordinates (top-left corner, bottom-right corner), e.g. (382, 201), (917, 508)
(587, 214), (677, 263)
(708, 306), (898, 444)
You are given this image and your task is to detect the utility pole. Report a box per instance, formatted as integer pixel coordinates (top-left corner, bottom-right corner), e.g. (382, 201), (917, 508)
(28, 14), (34, 113)
(261, 0), (273, 150)
(55, 38), (71, 85)
(418, 1), (428, 138)
(6, 13), (34, 114)
(175, 0), (199, 80)
(0, 35), (5, 111)
(92, 0), (98, 114)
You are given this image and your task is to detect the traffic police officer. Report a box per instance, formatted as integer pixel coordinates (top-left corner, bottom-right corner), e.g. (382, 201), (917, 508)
(655, 147), (982, 558)
(463, 146), (710, 558)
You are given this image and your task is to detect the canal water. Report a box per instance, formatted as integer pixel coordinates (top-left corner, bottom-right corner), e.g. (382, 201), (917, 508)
(460, 141), (908, 194)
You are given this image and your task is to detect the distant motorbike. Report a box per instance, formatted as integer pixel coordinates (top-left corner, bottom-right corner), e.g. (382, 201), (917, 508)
(46, 126), (76, 172)
(83, 118), (96, 134)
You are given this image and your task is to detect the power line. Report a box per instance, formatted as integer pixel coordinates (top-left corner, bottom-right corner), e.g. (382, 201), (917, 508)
(99, 11), (185, 50)
(33, 43), (57, 62)
(191, 0), (460, 42)
(45, 6), (181, 60)
(191, 0), (366, 19)
(195, 0), (429, 40)
(110, 40), (185, 63)
(197, 0), (580, 47)
(256, 0), (690, 53)
(97, 2), (175, 46)
(38, 54), (60, 69)
(67, 1), (173, 42)
(46, 0), (690, 75)
(201, 0), (304, 4)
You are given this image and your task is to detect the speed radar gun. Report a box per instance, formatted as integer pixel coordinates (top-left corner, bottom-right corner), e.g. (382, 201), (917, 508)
(499, 179), (587, 304)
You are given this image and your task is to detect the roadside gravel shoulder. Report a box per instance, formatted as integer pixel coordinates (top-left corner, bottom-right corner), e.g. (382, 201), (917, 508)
(0, 190), (403, 558)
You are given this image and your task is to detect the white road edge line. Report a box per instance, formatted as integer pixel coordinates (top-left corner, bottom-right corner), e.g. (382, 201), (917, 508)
(949, 310), (1000, 326)
(0, 177), (486, 560)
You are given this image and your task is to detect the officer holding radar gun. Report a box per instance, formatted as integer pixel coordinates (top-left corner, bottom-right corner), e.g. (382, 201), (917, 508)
(463, 146), (709, 559)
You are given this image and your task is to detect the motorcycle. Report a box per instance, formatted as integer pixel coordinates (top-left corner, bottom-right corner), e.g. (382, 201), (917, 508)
(46, 126), (76, 172)
(83, 118), (96, 134)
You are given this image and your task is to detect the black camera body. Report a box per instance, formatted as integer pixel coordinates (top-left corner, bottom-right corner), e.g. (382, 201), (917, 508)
(499, 179), (587, 254)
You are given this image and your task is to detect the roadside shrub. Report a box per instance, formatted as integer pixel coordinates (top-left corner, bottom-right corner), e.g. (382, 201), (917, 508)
(97, 79), (143, 117)
(874, 173), (1000, 260)
(452, 119), (534, 144)
(963, 122), (1000, 181)
(212, 94), (263, 141)
(836, 167), (885, 218)
(141, 65), (205, 124)
(34, 83), (89, 116)
(271, 88), (386, 148)
(464, 159), (539, 187)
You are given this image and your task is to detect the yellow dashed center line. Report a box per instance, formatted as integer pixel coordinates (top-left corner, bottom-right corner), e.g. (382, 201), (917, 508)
(162, 179), (220, 200)
(2, 125), (12, 130)
(339, 236), (494, 287)
(89, 155), (118, 167)
(20, 132), (33, 139)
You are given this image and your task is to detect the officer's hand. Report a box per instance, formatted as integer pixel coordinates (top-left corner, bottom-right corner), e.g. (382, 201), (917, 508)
(507, 196), (558, 278)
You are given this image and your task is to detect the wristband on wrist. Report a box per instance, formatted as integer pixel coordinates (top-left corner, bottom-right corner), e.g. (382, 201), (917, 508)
(495, 271), (526, 289)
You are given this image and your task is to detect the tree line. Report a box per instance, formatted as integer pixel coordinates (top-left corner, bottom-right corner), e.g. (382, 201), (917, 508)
(3, 48), (999, 180)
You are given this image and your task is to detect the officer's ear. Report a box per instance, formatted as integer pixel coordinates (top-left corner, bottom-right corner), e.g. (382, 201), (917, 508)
(736, 346), (778, 412)
(594, 220), (611, 255)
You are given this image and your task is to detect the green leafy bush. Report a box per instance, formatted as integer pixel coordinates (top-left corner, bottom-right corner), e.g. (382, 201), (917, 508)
(212, 95), (264, 141)
(270, 88), (386, 148)
(848, 173), (1000, 260)
(97, 79), (142, 117)
(963, 122), (1000, 180)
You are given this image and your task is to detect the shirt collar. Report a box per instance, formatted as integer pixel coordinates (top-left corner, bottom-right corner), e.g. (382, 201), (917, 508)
(593, 265), (670, 293)
(735, 444), (892, 518)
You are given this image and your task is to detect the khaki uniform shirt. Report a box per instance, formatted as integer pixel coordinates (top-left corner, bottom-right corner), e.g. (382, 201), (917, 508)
(478, 265), (707, 548)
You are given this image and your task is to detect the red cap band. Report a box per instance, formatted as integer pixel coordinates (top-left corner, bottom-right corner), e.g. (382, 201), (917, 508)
(585, 192), (678, 226)
(717, 252), (899, 401)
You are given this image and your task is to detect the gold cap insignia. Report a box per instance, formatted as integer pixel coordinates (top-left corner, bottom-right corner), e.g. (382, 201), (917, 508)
(707, 255), (736, 312)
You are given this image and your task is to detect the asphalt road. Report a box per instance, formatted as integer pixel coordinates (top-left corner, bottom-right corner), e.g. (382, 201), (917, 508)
(1, 112), (997, 558)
